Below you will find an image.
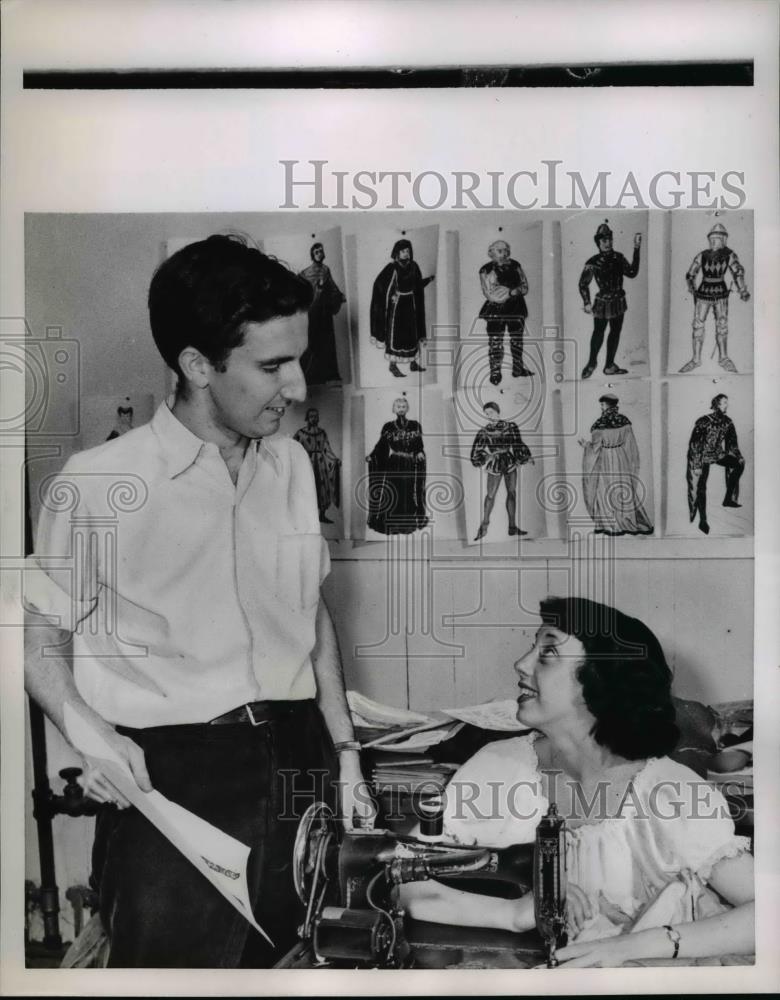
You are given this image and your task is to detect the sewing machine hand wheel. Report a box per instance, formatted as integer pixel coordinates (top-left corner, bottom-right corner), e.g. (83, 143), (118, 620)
(293, 802), (339, 909)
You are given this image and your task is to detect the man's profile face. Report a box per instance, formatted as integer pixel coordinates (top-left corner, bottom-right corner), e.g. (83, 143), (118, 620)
(312, 246), (325, 263)
(307, 408), (319, 425)
(397, 247), (412, 263)
(491, 244), (510, 264)
(203, 314), (308, 440)
(484, 407), (499, 426)
(715, 396), (729, 414)
(598, 236), (613, 253)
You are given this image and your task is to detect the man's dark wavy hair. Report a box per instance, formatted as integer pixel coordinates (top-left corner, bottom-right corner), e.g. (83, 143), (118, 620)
(148, 234), (313, 383)
(539, 596), (679, 760)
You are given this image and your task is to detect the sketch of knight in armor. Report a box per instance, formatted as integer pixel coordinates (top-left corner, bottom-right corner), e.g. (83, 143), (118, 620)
(578, 394), (653, 536)
(106, 398), (134, 440)
(470, 402), (534, 539)
(686, 394), (745, 535)
(679, 223), (750, 374)
(370, 239), (434, 379)
(298, 242), (346, 384)
(578, 221), (642, 379)
(478, 239), (533, 385)
(365, 397), (428, 534)
(293, 408), (341, 524)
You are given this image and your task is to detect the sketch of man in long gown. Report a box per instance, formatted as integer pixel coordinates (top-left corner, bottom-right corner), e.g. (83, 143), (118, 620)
(578, 393), (653, 536)
(293, 408), (341, 524)
(470, 402), (534, 539)
(298, 242), (346, 384)
(370, 239), (434, 379)
(686, 393), (745, 534)
(365, 397), (428, 534)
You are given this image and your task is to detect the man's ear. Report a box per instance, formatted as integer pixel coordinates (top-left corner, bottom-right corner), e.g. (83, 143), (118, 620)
(177, 346), (212, 391)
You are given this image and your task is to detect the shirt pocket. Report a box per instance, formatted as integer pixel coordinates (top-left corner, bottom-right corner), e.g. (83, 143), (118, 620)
(275, 534), (323, 615)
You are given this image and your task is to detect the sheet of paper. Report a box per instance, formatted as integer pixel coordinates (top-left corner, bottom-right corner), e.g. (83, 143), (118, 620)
(64, 705), (273, 946)
(440, 699), (528, 732)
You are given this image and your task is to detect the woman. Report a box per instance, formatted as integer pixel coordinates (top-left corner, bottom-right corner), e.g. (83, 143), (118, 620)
(579, 394), (653, 536)
(400, 597), (754, 967)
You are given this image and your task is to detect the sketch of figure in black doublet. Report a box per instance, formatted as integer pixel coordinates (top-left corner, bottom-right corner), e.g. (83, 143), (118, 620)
(679, 223), (750, 374)
(578, 221), (641, 379)
(365, 397), (428, 534)
(578, 394), (653, 536)
(298, 243), (346, 384)
(686, 394), (745, 534)
(478, 240), (532, 385)
(293, 408), (341, 524)
(370, 239), (435, 379)
(471, 402), (534, 539)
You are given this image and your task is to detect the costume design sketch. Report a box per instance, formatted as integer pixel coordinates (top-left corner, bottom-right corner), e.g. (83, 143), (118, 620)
(686, 394), (744, 534)
(370, 239), (434, 378)
(578, 222), (641, 379)
(366, 397), (428, 534)
(470, 402), (533, 539)
(579, 394), (653, 535)
(679, 223), (750, 374)
(293, 408), (341, 524)
(478, 239), (532, 385)
(106, 398), (135, 440)
(298, 242), (346, 384)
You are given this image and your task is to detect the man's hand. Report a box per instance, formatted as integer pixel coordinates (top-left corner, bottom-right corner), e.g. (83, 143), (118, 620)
(634, 233), (642, 248)
(337, 751), (376, 830)
(583, 303), (593, 314)
(740, 289), (751, 302)
(80, 725), (153, 809)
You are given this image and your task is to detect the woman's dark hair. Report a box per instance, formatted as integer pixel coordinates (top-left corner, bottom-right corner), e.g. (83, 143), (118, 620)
(148, 234), (313, 382)
(539, 596), (679, 760)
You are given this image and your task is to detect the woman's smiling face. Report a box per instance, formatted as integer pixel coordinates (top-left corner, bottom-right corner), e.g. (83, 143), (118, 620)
(514, 626), (591, 731)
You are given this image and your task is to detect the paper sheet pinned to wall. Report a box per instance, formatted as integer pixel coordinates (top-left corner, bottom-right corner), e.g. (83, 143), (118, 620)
(63, 704), (272, 946)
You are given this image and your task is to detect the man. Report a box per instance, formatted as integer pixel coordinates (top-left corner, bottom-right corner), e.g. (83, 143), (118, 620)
(293, 407), (341, 524)
(686, 393), (745, 535)
(578, 222), (641, 379)
(297, 241), (346, 385)
(470, 401), (533, 540)
(23, 235), (372, 967)
(370, 238), (434, 378)
(478, 239), (532, 385)
(679, 223), (750, 374)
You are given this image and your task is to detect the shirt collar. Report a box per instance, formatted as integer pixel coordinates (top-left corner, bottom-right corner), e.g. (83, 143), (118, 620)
(151, 401), (282, 479)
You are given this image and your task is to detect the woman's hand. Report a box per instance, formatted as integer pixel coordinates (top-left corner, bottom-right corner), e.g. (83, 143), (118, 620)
(554, 932), (643, 968)
(565, 883), (596, 939)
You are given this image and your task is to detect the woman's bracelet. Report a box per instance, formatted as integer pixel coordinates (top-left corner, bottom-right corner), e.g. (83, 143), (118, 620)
(333, 740), (362, 754)
(663, 924), (681, 959)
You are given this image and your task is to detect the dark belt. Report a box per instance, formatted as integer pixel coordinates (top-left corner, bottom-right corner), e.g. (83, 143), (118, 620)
(208, 700), (300, 727)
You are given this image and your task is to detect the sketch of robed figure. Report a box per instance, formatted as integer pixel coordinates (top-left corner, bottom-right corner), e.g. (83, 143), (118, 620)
(579, 394), (653, 535)
(106, 398), (135, 440)
(686, 394), (745, 534)
(365, 397), (428, 535)
(370, 239), (435, 379)
(293, 408), (341, 524)
(298, 242), (346, 384)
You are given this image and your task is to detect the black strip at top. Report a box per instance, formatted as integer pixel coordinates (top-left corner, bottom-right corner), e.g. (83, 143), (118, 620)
(23, 62), (753, 90)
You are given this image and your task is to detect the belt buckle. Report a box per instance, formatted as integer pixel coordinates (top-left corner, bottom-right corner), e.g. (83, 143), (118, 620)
(245, 703), (268, 727)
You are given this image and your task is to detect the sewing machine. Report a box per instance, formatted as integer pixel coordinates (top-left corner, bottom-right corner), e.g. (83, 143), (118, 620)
(286, 799), (567, 969)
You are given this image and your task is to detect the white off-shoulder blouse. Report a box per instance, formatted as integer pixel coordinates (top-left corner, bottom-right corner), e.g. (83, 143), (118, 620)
(440, 735), (750, 941)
